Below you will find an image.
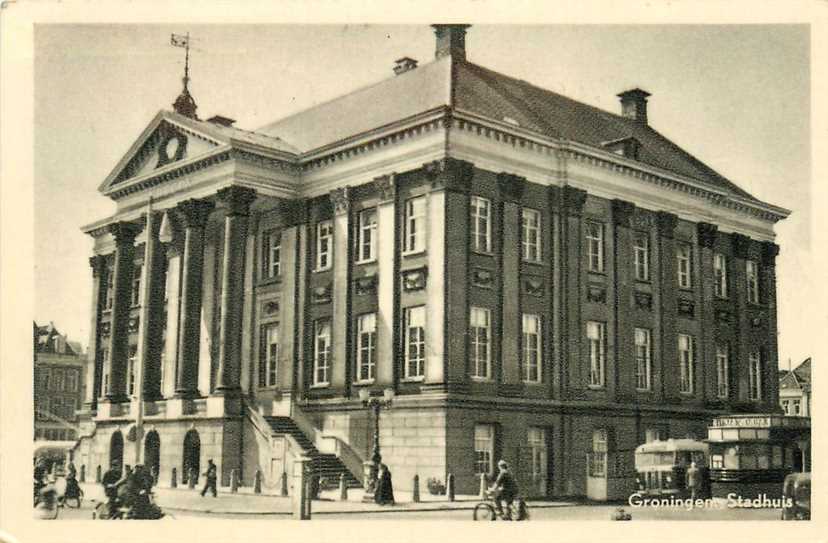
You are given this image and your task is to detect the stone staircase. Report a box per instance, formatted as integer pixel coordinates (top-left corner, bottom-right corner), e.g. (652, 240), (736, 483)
(263, 416), (362, 489)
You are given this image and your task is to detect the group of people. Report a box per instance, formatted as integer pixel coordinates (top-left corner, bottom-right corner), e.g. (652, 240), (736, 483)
(33, 458), (82, 508)
(101, 463), (163, 519)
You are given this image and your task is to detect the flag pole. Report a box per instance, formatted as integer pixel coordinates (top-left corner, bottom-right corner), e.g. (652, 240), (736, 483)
(134, 196), (155, 466)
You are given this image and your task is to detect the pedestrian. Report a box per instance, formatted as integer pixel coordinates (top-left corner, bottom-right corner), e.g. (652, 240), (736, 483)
(686, 461), (701, 500)
(200, 459), (217, 498)
(374, 464), (395, 506)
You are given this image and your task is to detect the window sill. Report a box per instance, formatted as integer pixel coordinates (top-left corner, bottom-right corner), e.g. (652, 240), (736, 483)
(587, 384), (605, 390)
(313, 267), (333, 274)
(677, 286), (694, 293)
(635, 388), (653, 393)
(471, 250), (495, 257)
(258, 276), (282, 287)
(355, 259), (377, 266)
(587, 269), (607, 276)
(401, 376), (425, 383)
(521, 380), (543, 385)
(634, 279), (652, 285)
(402, 249), (426, 258)
(309, 383), (330, 389)
(522, 259), (545, 266)
(353, 379), (375, 386)
(470, 376), (493, 383)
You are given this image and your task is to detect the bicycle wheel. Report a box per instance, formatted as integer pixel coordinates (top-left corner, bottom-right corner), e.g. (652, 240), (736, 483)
(473, 502), (497, 521)
(513, 499), (529, 521)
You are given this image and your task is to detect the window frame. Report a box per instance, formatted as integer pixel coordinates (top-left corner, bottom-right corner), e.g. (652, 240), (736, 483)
(713, 253), (728, 298)
(586, 321), (606, 388)
(474, 424), (495, 475)
(678, 334), (695, 394)
(261, 229), (282, 280)
(746, 260), (759, 304)
(586, 222), (605, 273)
(522, 313), (542, 383)
(403, 196), (427, 255)
(469, 306), (492, 380)
(716, 345), (729, 399)
(315, 220), (333, 272)
(403, 306), (426, 381)
(312, 319), (332, 387)
(521, 208), (542, 263)
(259, 322), (280, 388)
(748, 351), (762, 400)
(470, 196), (492, 254)
(634, 327), (652, 391)
(104, 268), (115, 311)
(131, 264), (143, 307)
(355, 312), (377, 383)
(676, 242), (693, 289)
(356, 208), (378, 264)
(127, 345), (137, 397)
(633, 232), (650, 281)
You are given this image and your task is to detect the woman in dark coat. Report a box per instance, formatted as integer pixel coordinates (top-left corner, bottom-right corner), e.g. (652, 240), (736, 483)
(374, 463), (395, 505)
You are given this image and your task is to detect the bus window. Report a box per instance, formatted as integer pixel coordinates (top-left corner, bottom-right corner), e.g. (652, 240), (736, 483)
(724, 447), (739, 469)
(711, 454), (724, 469)
(772, 446), (783, 468)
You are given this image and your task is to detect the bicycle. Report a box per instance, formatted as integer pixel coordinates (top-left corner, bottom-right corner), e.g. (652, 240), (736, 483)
(61, 486), (84, 509)
(473, 490), (529, 521)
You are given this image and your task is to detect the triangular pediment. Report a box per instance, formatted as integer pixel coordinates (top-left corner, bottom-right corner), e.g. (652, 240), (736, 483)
(99, 111), (229, 194)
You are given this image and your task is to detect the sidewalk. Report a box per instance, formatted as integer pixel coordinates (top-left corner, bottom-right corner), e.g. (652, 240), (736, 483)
(79, 483), (577, 516)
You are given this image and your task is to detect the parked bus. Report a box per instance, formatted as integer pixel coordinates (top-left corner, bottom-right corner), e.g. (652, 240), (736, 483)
(634, 439), (709, 498)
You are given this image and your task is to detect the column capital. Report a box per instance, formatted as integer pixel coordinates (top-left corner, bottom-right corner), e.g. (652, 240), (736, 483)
(329, 186), (351, 215)
(731, 232), (752, 259)
(217, 186), (257, 216)
(562, 185), (587, 215)
(761, 241), (780, 267)
(611, 199), (636, 227)
(423, 157), (474, 193)
(697, 222), (718, 249)
(497, 172), (525, 203)
(107, 222), (142, 245)
(281, 198), (309, 228)
(176, 199), (215, 228)
(655, 211), (678, 238)
(89, 254), (108, 277)
(373, 173), (396, 203)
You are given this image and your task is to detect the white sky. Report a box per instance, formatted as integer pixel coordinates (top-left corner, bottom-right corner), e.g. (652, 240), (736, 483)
(33, 23), (812, 369)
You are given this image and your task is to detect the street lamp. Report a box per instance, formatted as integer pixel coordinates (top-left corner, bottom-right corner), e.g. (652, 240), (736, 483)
(359, 387), (395, 499)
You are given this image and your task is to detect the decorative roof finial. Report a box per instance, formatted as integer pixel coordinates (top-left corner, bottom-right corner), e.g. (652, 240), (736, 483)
(170, 33), (198, 119)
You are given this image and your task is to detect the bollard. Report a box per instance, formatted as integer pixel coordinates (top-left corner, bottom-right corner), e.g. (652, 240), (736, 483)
(254, 470), (262, 494)
(339, 472), (348, 501)
(188, 467), (197, 489)
(446, 473), (455, 502)
(479, 472), (488, 499)
(230, 469), (239, 493)
(412, 474), (420, 503)
(96, 465), (102, 483)
(80, 465), (86, 483)
(280, 472), (288, 496)
(171, 467), (178, 488)
(292, 457), (311, 520)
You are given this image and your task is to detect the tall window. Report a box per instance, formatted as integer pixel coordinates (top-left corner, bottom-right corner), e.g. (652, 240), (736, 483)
(40, 368), (50, 389)
(127, 345), (137, 396)
(316, 221), (333, 271)
(53, 397), (63, 419)
(749, 351), (762, 400)
(716, 345), (729, 399)
(634, 328), (651, 391)
(633, 232), (650, 281)
(714, 253), (728, 298)
(474, 424), (495, 475)
(522, 208), (542, 262)
(66, 369), (77, 392)
(587, 321), (606, 387)
(357, 208), (377, 263)
(53, 369), (64, 392)
(262, 230), (281, 279)
(105, 268), (115, 310)
(131, 264), (142, 306)
(746, 260), (759, 304)
(676, 243), (692, 288)
(404, 306), (426, 379)
(589, 429), (608, 477)
(404, 196), (426, 254)
(471, 196), (491, 253)
(469, 307), (491, 379)
(312, 320), (331, 386)
(678, 334), (694, 394)
(356, 313), (377, 382)
(522, 314), (542, 382)
(259, 323), (279, 388)
(101, 348), (110, 395)
(586, 222), (604, 272)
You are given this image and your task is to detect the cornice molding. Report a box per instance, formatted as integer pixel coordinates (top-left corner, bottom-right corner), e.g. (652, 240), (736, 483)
(731, 232), (752, 259)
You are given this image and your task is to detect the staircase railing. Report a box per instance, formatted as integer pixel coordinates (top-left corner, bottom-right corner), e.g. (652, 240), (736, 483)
(242, 397), (309, 486)
(291, 401), (365, 483)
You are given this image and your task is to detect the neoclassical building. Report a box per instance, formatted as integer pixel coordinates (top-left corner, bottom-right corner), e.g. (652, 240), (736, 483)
(74, 25), (790, 499)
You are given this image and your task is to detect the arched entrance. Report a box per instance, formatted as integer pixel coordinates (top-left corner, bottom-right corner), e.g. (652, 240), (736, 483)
(144, 430), (161, 482)
(182, 429), (200, 485)
(109, 431), (124, 470)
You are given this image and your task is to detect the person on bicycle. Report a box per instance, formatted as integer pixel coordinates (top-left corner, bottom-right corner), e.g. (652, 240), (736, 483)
(490, 460), (518, 520)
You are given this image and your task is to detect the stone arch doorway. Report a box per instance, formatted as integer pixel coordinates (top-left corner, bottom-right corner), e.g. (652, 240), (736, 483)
(182, 429), (201, 485)
(109, 431), (124, 470)
(144, 430), (161, 481)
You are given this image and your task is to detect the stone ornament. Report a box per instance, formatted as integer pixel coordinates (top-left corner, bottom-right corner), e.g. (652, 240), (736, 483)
(263, 300), (280, 315)
(586, 284), (607, 304)
(471, 268), (493, 288)
(697, 222), (718, 249)
(402, 267), (427, 291)
(354, 275), (378, 295)
(373, 173), (396, 203)
(678, 299), (695, 318)
(634, 291), (653, 310)
(523, 278), (544, 297)
(330, 186), (351, 215)
(156, 123), (188, 168)
(312, 284), (332, 304)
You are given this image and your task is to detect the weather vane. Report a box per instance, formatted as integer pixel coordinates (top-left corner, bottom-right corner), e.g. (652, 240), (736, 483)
(170, 33), (198, 119)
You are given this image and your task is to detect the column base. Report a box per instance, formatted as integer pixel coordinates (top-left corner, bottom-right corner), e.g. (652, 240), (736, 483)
(207, 394), (242, 417)
(95, 398), (129, 419)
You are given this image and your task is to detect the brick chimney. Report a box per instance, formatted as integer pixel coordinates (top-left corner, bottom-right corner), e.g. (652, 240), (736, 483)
(617, 88), (651, 125)
(432, 24), (471, 60)
(393, 57), (418, 75)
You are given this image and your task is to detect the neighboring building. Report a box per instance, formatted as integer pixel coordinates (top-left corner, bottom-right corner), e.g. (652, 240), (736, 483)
(34, 322), (86, 441)
(779, 358), (811, 417)
(75, 25), (790, 499)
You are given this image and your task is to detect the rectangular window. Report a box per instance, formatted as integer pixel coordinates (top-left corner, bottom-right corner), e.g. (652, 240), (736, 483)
(316, 221), (333, 271)
(262, 230), (281, 279)
(101, 348), (110, 395)
(634, 328), (651, 391)
(469, 307), (491, 379)
(586, 222), (604, 272)
(716, 345), (729, 399)
(53, 369), (64, 392)
(404, 306), (426, 380)
(781, 399), (790, 415)
(404, 196), (426, 254)
(313, 320), (331, 386)
(711, 454), (724, 469)
(357, 208), (377, 263)
(105, 268), (114, 310)
(259, 323), (279, 388)
(714, 253), (728, 298)
(356, 313), (377, 382)
(587, 321), (606, 387)
(66, 370), (77, 393)
(677, 243), (692, 288)
(53, 397), (63, 418)
(521, 208), (542, 262)
(633, 232), (650, 281)
(746, 260), (759, 304)
(522, 314), (542, 382)
(127, 345), (137, 396)
(590, 429), (608, 477)
(471, 196), (491, 253)
(132, 264), (142, 306)
(678, 334), (695, 394)
(474, 424), (495, 475)
(792, 399), (801, 415)
(749, 351), (762, 400)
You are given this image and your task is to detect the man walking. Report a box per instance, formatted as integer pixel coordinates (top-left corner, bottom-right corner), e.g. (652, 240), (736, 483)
(200, 459), (217, 498)
(686, 461), (701, 500)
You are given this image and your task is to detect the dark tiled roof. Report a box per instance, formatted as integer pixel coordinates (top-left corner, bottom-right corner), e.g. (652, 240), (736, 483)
(793, 358), (811, 385)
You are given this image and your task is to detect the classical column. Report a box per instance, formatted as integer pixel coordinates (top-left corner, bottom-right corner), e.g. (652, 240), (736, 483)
(374, 174), (397, 386)
(696, 222), (718, 402)
(498, 172), (524, 385)
(610, 199), (635, 400)
(104, 222), (142, 402)
(548, 186), (563, 400)
(655, 211), (678, 404)
(761, 241), (780, 410)
(85, 255), (108, 411)
(215, 186), (257, 395)
(561, 186), (587, 393)
(329, 186), (351, 391)
(175, 198), (215, 398)
(731, 233), (752, 404)
(162, 239), (182, 399)
(138, 211), (168, 401)
(278, 199), (307, 395)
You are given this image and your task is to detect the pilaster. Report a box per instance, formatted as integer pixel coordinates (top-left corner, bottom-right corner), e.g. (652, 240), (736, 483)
(498, 172), (524, 384)
(374, 174), (397, 387)
(330, 186), (352, 392)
